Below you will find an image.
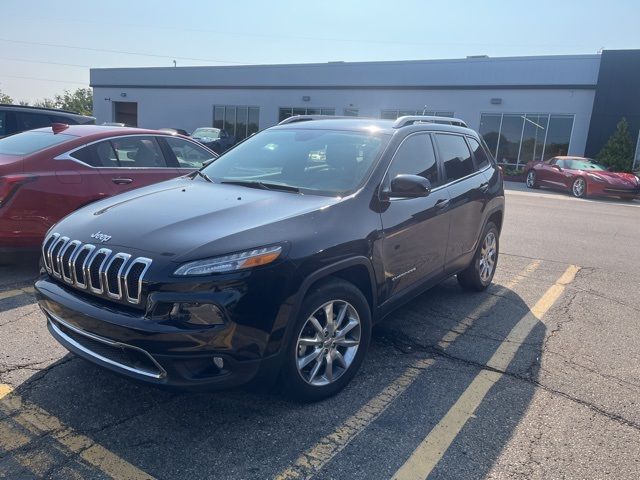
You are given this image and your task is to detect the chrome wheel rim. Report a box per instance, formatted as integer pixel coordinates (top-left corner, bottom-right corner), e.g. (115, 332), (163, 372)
(526, 171), (535, 187)
(479, 232), (497, 283)
(573, 178), (585, 197)
(296, 300), (361, 387)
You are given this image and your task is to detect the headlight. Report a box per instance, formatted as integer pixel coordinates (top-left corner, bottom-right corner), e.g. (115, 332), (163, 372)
(587, 173), (605, 182)
(174, 245), (282, 276)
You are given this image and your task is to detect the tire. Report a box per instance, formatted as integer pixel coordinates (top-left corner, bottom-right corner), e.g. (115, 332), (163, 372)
(571, 177), (587, 198)
(457, 222), (499, 292)
(525, 170), (538, 189)
(280, 278), (371, 402)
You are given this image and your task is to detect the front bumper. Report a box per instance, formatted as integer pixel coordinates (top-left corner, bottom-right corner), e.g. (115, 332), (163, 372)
(35, 278), (277, 390)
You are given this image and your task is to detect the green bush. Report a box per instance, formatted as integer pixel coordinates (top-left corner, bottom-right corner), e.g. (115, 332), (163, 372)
(501, 166), (525, 177)
(597, 118), (634, 172)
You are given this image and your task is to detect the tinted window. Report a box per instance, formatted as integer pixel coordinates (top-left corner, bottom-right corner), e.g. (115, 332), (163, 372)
(71, 141), (118, 167)
(0, 112), (6, 136)
(467, 137), (490, 169)
(110, 136), (168, 168)
(165, 137), (216, 168)
(435, 134), (474, 182)
(0, 131), (74, 155)
(16, 112), (54, 131)
(387, 134), (439, 186)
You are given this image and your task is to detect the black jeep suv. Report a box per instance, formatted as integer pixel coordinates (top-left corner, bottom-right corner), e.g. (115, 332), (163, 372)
(35, 115), (504, 401)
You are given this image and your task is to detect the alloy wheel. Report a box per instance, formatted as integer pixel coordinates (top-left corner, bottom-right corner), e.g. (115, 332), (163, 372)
(479, 232), (497, 283)
(572, 178), (586, 197)
(295, 300), (361, 387)
(526, 171), (536, 188)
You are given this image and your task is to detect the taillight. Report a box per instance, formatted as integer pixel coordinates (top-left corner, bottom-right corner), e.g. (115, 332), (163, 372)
(0, 175), (36, 208)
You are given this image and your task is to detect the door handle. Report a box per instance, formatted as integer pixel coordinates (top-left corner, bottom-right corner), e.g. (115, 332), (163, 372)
(479, 182), (489, 193)
(435, 198), (450, 209)
(112, 177), (133, 185)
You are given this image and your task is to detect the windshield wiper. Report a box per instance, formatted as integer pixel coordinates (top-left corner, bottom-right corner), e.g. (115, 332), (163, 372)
(221, 180), (300, 193)
(191, 170), (213, 183)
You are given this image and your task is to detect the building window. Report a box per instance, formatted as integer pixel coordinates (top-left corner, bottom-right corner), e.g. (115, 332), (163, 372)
(479, 113), (574, 166)
(213, 106), (259, 142)
(278, 107), (335, 122)
(380, 109), (454, 120)
(343, 108), (359, 117)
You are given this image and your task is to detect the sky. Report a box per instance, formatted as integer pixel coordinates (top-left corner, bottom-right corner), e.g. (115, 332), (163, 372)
(1, 0), (639, 102)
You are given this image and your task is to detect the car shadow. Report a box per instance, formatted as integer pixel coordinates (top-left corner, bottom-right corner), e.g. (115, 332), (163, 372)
(0, 276), (544, 480)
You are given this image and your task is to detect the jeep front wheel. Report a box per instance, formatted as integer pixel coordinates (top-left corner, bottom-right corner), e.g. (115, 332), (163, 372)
(281, 278), (371, 402)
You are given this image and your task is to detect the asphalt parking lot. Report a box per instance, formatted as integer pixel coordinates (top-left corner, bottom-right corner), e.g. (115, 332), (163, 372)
(1, 183), (639, 480)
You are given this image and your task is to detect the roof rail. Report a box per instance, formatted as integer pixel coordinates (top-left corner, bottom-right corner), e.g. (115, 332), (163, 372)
(278, 115), (357, 125)
(393, 115), (468, 129)
(0, 103), (91, 116)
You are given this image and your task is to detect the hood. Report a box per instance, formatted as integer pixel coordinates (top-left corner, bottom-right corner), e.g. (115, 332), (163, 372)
(52, 177), (340, 260)
(585, 171), (639, 185)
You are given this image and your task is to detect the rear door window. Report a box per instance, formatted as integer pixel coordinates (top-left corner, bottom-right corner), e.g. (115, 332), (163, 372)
(467, 137), (490, 170)
(387, 133), (440, 186)
(435, 134), (475, 182)
(0, 112), (6, 136)
(109, 136), (169, 168)
(70, 141), (119, 167)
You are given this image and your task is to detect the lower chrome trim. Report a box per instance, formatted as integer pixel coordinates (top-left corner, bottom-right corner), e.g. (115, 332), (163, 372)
(43, 307), (166, 380)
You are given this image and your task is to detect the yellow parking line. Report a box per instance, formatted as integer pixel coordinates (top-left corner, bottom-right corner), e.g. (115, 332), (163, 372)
(0, 384), (155, 480)
(392, 264), (580, 480)
(0, 286), (35, 301)
(275, 260), (541, 480)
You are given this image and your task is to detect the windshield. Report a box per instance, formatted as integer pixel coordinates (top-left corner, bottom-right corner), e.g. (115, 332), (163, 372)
(201, 128), (389, 196)
(562, 159), (607, 171)
(192, 128), (220, 139)
(0, 131), (75, 156)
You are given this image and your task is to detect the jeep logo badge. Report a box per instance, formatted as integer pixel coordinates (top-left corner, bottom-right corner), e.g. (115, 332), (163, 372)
(90, 231), (112, 243)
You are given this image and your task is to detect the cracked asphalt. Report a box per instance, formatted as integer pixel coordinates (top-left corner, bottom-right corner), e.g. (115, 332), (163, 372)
(1, 183), (639, 479)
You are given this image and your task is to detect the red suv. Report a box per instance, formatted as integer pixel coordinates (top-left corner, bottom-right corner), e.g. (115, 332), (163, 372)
(0, 124), (217, 251)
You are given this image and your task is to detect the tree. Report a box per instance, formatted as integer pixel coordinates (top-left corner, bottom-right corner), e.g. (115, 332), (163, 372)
(597, 118), (634, 172)
(33, 98), (58, 109)
(0, 90), (13, 104)
(54, 88), (93, 116)
(32, 88), (93, 116)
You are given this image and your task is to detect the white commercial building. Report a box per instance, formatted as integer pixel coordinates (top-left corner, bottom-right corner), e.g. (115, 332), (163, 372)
(90, 50), (640, 168)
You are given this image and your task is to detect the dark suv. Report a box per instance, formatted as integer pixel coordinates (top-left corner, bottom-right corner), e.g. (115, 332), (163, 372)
(0, 104), (95, 138)
(35, 115), (504, 401)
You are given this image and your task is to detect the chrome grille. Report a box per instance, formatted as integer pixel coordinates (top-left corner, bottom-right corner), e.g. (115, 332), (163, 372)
(42, 232), (152, 305)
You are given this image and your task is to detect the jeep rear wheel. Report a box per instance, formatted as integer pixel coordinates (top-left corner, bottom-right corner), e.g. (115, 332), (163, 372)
(281, 278), (371, 402)
(457, 222), (499, 291)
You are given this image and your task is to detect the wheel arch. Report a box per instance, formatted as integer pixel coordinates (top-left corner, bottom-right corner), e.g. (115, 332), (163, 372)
(274, 257), (378, 358)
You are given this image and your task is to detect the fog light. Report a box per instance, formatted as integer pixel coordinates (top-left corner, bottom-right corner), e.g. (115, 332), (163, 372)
(170, 303), (224, 326)
(213, 357), (224, 369)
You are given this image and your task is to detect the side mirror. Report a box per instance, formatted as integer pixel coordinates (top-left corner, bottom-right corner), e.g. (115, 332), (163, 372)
(387, 174), (431, 199)
(552, 164), (563, 171)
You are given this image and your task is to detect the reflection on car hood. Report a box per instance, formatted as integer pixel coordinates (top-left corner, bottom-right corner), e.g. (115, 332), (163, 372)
(585, 171), (638, 184)
(52, 177), (340, 260)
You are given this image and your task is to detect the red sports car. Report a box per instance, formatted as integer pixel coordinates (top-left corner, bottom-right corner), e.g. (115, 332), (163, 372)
(0, 124), (217, 251)
(524, 156), (640, 200)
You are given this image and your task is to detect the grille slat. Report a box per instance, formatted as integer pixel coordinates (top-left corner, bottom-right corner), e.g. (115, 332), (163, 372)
(43, 232), (151, 305)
